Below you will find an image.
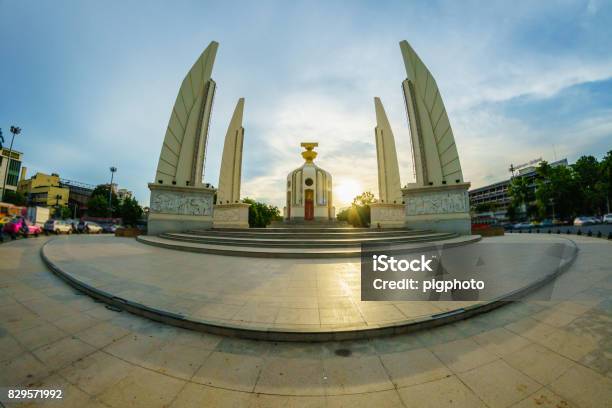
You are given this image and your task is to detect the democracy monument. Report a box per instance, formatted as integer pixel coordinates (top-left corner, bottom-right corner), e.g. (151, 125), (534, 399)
(36, 39), (578, 344)
(146, 39), (470, 235)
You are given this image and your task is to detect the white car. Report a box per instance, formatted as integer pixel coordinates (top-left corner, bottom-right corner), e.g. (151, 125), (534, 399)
(573, 216), (596, 226)
(83, 222), (103, 234)
(44, 220), (73, 234)
(604, 214), (612, 224)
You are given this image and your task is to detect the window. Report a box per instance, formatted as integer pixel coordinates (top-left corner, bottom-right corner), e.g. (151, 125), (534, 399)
(6, 159), (21, 186)
(305, 178), (313, 186)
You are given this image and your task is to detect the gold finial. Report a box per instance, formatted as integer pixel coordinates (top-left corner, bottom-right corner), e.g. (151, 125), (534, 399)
(300, 142), (318, 163)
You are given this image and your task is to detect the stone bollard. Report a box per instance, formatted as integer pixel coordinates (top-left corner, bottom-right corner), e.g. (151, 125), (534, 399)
(587, 230), (592, 237)
(577, 230), (582, 236)
(597, 231), (602, 238)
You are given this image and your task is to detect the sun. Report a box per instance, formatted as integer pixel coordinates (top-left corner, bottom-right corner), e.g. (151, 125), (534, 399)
(335, 178), (363, 206)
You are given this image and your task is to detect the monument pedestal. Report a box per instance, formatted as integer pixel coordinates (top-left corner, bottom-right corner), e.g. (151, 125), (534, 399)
(402, 182), (471, 235)
(370, 203), (406, 229)
(147, 183), (215, 235)
(213, 203), (250, 229)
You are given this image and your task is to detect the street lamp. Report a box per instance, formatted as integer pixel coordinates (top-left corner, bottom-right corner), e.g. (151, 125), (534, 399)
(1, 126), (21, 200)
(109, 166), (117, 217)
(55, 194), (62, 218)
(549, 197), (555, 222)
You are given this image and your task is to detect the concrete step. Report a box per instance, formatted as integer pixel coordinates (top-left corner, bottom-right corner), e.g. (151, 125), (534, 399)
(186, 228), (432, 238)
(137, 234), (479, 258)
(161, 231), (458, 248)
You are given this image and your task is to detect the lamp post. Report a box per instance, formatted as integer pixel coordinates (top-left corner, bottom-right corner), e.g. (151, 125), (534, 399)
(1, 126), (21, 200)
(549, 197), (555, 221)
(55, 194), (62, 219)
(109, 166), (117, 217)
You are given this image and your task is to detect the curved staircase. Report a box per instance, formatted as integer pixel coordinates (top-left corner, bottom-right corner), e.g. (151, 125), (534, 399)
(137, 227), (478, 258)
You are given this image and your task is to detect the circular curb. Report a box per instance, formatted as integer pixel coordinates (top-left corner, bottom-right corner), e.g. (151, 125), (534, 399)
(40, 236), (579, 342)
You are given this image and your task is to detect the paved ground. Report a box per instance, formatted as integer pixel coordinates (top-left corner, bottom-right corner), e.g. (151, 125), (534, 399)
(0, 235), (611, 407)
(42, 235), (573, 334)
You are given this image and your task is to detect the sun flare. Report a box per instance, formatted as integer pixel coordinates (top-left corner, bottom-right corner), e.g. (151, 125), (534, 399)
(335, 178), (363, 207)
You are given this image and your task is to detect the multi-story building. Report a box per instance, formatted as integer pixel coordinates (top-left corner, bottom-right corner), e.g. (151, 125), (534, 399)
(59, 178), (95, 217)
(469, 158), (568, 219)
(117, 188), (133, 202)
(17, 171), (70, 213)
(0, 148), (23, 198)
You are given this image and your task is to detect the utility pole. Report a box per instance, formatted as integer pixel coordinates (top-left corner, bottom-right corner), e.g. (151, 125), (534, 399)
(108, 166), (117, 217)
(1, 126), (21, 200)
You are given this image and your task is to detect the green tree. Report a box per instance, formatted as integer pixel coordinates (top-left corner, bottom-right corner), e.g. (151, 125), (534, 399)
(353, 191), (376, 206)
(336, 191), (376, 228)
(120, 197), (143, 226)
(507, 176), (533, 219)
(534, 161), (580, 221)
(86, 195), (109, 217)
(242, 198), (281, 228)
(60, 206), (72, 219)
(90, 184), (120, 217)
(336, 207), (350, 223)
(572, 155), (604, 215)
(597, 150), (611, 214)
(473, 202), (498, 213)
(2, 190), (27, 206)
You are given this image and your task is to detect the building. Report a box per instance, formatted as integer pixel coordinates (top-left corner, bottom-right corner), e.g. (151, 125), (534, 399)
(285, 143), (335, 222)
(469, 158), (568, 218)
(17, 171), (70, 213)
(59, 178), (95, 217)
(0, 148), (23, 197)
(117, 188), (133, 202)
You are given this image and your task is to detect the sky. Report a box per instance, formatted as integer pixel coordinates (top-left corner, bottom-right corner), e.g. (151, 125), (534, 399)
(1, 0), (611, 210)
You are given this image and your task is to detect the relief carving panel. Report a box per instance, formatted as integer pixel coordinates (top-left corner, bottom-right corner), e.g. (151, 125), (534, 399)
(150, 190), (213, 216)
(405, 190), (469, 216)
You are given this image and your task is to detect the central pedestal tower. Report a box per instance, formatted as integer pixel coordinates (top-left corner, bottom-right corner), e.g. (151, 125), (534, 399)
(285, 143), (335, 223)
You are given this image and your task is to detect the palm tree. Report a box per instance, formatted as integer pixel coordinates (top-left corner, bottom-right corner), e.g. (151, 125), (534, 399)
(508, 177), (531, 216)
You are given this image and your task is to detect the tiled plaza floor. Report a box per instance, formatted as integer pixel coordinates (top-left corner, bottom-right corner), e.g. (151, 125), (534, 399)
(0, 235), (610, 407)
(41, 235), (575, 333)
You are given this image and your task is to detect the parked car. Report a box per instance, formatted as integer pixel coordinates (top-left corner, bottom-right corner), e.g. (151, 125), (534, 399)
(67, 220), (79, 233)
(573, 216), (596, 226)
(0, 215), (13, 229)
(78, 221), (103, 234)
(604, 214), (612, 224)
(101, 223), (120, 233)
(2, 217), (42, 239)
(513, 222), (532, 229)
(44, 220), (73, 234)
(539, 219), (554, 227)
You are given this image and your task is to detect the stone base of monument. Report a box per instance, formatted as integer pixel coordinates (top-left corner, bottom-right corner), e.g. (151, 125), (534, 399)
(213, 203), (250, 229)
(370, 203), (406, 229)
(147, 183), (215, 235)
(402, 182), (471, 235)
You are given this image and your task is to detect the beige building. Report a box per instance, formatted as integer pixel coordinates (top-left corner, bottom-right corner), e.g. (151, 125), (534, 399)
(17, 171), (70, 209)
(0, 148), (24, 197)
(117, 188), (133, 202)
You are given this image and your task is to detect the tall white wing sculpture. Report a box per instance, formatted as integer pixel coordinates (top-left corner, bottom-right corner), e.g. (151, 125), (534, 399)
(400, 40), (464, 187)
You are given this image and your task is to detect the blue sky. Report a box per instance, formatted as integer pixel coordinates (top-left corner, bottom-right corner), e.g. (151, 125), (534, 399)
(1, 0), (611, 208)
